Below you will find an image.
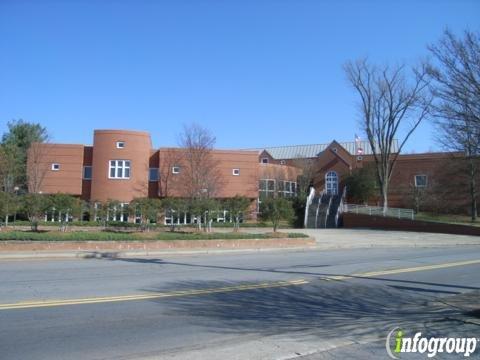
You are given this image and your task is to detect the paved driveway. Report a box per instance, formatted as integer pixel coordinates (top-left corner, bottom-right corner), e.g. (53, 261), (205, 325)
(229, 227), (480, 249)
(301, 228), (480, 248)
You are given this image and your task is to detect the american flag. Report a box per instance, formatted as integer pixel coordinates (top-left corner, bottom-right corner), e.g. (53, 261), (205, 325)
(355, 134), (364, 155)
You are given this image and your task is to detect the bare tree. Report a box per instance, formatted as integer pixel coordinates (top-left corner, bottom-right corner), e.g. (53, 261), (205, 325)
(427, 29), (480, 221)
(158, 148), (183, 197)
(27, 142), (53, 194)
(177, 123), (223, 199)
(292, 157), (316, 197)
(344, 59), (431, 213)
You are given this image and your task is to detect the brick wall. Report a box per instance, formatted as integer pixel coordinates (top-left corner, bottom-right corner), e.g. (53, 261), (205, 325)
(343, 213), (480, 236)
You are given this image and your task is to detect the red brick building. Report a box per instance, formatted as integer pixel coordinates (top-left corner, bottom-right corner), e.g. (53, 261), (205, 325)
(28, 129), (477, 222)
(256, 140), (476, 214)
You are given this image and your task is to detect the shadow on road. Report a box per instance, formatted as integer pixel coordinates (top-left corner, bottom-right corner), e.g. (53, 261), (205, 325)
(101, 257), (480, 342)
(139, 279), (479, 343)
(106, 256), (480, 292)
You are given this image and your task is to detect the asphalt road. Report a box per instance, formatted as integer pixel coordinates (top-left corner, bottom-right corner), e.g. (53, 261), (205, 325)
(1, 246), (479, 359)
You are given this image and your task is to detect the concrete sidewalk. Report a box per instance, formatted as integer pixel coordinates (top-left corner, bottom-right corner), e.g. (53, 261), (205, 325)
(1, 228), (479, 260)
(235, 228), (480, 248)
(301, 228), (480, 248)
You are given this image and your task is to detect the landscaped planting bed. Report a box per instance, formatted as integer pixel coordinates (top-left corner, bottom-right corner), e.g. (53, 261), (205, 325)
(0, 230), (308, 241)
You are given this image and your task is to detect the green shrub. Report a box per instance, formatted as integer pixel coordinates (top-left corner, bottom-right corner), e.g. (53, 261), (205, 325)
(0, 231), (308, 241)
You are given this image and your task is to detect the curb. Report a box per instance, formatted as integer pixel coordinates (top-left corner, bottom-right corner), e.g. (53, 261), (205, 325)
(0, 246), (316, 260)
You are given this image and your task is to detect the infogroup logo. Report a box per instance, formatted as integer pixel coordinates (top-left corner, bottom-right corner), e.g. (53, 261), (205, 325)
(386, 327), (478, 358)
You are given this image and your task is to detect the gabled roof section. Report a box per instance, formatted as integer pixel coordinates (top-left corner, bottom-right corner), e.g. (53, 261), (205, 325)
(325, 140), (352, 168)
(247, 139), (399, 160)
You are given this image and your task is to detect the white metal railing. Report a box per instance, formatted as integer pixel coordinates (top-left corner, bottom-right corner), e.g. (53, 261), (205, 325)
(335, 186), (347, 227)
(343, 204), (415, 220)
(314, 190), (325, 228)
(304, 187), (316, 227)
(324, 196), (333, 228)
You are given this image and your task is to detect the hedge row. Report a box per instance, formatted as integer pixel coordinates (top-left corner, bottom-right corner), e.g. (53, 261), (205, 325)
(0, 231), (308, 241)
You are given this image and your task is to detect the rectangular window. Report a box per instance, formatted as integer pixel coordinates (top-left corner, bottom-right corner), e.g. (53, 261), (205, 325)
(259, 179), (276, 198)
(259, 180), (266, 190)
(232, 168), (240, 176)
(51, 163), (60, 171)
(116, 141), (125, 148)
(83, 166), (92, 180)
(414, 175), (427, 188)
(261, 157), (269, 164)
(109, 160), (131, 179)
(267, 179), (275, 191)
(172, 166), (180, 174)
(108, 203), (129, 222)
(280, 181), (297, 198)
(149, 168), (159, 181)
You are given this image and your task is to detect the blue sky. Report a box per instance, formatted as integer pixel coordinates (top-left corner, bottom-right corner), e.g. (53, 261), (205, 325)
(1, 0), (478, 152)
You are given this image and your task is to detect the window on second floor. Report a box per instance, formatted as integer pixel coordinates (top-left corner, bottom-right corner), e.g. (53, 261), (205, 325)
(261, 157), (269, 164)
(259, 179), (276, 198)
(149, 168), (159, 181)
(116, 141), (125, 149)
(172, 166), (180, 174)
(83, 166), (92, 180)
(280, 181), (297, 198)
(51, 163), (60, 171)
(109, 160), (130, 179)
(414, 175), (427, 188)
(232, 168), (240, 176)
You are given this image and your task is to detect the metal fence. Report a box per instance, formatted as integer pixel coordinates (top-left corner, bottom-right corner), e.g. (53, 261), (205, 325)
(343, 204), (415, 220)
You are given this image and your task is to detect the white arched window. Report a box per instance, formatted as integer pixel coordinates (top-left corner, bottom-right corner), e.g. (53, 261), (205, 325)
(325, 171), (338, 195)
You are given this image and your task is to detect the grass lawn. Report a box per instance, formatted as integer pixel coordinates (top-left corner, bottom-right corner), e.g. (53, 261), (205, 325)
(0, 230), (309, 241)
(415, 212), (480, 227)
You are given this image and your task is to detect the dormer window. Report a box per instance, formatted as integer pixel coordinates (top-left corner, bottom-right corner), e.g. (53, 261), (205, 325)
(332, 147), (338, 153)
(261, 157), (269, 164)
(280, 160), (286, 165)
(116, 141), (125, 149)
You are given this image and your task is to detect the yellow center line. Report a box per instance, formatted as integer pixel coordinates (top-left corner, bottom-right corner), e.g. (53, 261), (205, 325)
(0, 279), (309, 311)
(326, 258), (480, 281)
(2, 259), (479, 311)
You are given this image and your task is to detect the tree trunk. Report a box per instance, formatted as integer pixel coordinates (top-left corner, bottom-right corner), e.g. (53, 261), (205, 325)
(382, 184), (389, 216)
(31, 219), (38, 232)
(469, 162), (477, 221)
